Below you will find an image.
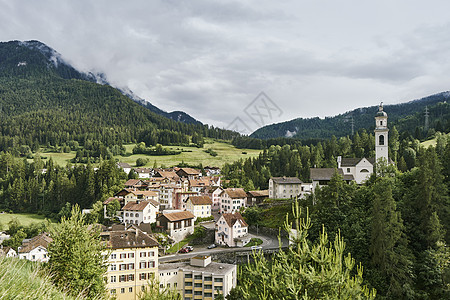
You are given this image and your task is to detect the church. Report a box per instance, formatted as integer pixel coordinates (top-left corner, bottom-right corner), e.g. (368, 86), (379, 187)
(310, 103), (390, 189)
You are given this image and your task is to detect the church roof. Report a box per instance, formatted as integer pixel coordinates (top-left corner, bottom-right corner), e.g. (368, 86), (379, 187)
(310, 168), (354, 181)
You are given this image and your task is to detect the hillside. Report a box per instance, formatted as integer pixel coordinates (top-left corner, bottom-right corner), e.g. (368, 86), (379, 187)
(0, 40), (237, 154)
(251, 92), (450, 140)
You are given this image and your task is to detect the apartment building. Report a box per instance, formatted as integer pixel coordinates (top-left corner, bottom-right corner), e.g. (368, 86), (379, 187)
(159, 255), (237, 300)
(101, 225), (159, 300)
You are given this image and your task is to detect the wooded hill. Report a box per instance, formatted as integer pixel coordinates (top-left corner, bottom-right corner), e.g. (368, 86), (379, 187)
(250, 92), (450, 140)
(0, 40), (238, 155)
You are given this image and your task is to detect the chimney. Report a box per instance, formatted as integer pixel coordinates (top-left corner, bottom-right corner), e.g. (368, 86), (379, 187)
(337, 156), (342, 169)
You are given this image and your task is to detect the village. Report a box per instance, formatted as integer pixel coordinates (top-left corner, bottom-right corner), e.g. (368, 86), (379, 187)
(1, 106), (394, 299)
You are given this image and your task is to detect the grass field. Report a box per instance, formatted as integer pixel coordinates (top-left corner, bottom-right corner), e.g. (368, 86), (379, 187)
(0, 213), (48, 228)
(420, 132), (449, 148)
(31, 139), (262, 168)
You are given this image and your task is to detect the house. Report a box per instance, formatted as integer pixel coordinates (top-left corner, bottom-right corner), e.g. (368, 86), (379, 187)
(0, 246), (17, 257)
(246, 190), (269, 206)
(118, 162), (132, 175)
(121, 190), (159, 205)
(124, 179), (147, 190)
(154, 170), (179, 180)
(157, 184), (178, 210)
(204, 166), (221, 176)
(123, 200), (160, 225)
(269, 177), (303, 199)
(101, 225), (159, 299)
(215, 212), (249, 247)
(156, 211), (195, 242)
(0, 231), (10, 244)
(185, 195), (212, 220)
(338, 157), (374, 184)
(159, 255), (237, 299)
(134, 168), (153, 179)
(18, 233), (53, 262)
(189, 178), (212, 193)
(176, 168), (201, 180)
(219, 188), (247, 214)
(310, 168), (354, 190)
(201, 187), (222, 211)
(174, 191), (199, 210)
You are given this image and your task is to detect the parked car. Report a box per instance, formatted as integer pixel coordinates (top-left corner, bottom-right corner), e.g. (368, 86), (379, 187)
(251, 245), (263, 251)
(207, 244), (217, 249)
(178, 247), (189, 253)
(185, 246), (194, 252)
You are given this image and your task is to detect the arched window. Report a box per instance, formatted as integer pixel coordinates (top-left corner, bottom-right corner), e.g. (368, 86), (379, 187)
(360, 169), (369, 173)
(379, 135), (385, 146)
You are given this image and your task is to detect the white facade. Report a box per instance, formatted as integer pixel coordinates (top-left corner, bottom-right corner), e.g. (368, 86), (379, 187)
(340, 158), (374, 184)
(375, 104), (389, 163)
(219, 189), (246, 214)
(215, 213), (249, 247)
(185, 201), (212, 220)
(269, 177), (302, 199)
(19, 245), (49, 262)
(123, 201), (159, 225)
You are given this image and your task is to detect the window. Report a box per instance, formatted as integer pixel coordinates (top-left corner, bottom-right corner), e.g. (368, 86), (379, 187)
(379, 135), (385, 146)
(140, 273), (147, 280)
(129, 287), (133, 293)
(128, 263), (134, 270)
(130, 213), (134, 217)
(185, 290), (192, 294)
(215, 286), (223, 291)
(360, 169), (370, 173)
(174, 283), (177, 288)
(140, 252), (146, 257)
(347, 168), (350, 173)
(205, 284), (212, 289)
(194, 283), (202, 287)
(128, 274), (134, 281)
(204, 276), (212, 281)
(214, 278), (223, 282)
(194, 291), (202, 295)
(148, 251), (154, 257)
(120, 288), (125, 294)
(110, 276), (116, 283)
(167, 283), (170, 288)
(160, 284), (164, 288)
(128, 253), (134, 258)
(32, 255), (35, 260)
(119, 275), (126, 282)
(185, 281), (192, 286)
(110, 264), (116, 271)
(125, 213), (129, 217)
(148, 261), (155, 268)
(120, 253), (127, 259)
(111, 253), (116, 259)
(194, 275), (202, 280)
(185, 274), (192, 278)
(110, 289), (116, 294)
(140, 262), (146, 269)
(205, 292), (212, 297)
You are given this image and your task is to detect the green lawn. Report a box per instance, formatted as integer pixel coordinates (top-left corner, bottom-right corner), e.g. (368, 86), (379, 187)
(245, 238), (263, 247)
(27, 139), (261, 168)
(116, 139), (261, 168)
(421, 132), (449, 148)
(0, 213), (48, 229)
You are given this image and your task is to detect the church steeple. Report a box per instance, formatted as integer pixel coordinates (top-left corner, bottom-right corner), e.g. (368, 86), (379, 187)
(374, 102), (389, 162)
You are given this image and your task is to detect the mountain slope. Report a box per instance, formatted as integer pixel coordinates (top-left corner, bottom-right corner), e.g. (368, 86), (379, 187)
(250, 92), (450, 139)
(0, 40), (236, 153)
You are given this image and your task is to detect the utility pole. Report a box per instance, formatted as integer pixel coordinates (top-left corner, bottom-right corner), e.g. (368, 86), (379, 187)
(424, 106), (430, 133)
(351, 116), (355, 136)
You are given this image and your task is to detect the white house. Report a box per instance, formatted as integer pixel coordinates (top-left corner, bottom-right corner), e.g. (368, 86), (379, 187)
(18, 233), (52, 263)
(269, 177), (303, 199)
(185, 195), (212, 220)
(338, 157), (375, 184)
(134, 167), (153, 178)
(219, 188), (247, 214)
(123, 200), (160, 225)
(0, 246), (17, 257)
(215, 212), (249, 247)
(202, 187), (222, 211)
(117, 162), (132, 175)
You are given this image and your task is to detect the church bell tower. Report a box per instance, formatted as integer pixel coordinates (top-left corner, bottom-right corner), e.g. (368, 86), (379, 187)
(374, 103), (389, 163)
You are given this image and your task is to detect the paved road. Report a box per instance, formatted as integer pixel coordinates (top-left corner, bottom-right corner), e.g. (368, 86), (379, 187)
(159, 233), (287, 263)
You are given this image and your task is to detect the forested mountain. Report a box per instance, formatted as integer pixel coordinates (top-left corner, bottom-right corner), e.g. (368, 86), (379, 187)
(0, 40), (201, 124)
(251, 92), (450, 140)
(0, 40), (237, 155)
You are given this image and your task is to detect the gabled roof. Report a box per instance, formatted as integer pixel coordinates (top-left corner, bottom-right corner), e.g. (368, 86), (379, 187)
(247, 190), (269, 197)
(310, 168), (354, 181)
(132, 190), (158, 197)
(188, 195), (212, 206)
(103, 197), (122, 205)
(189, 178), (211, 187)
(222, 188), (247, 199)
(221, 212), (248, 228)
(271, 177), (302, 184)
(159, 211), (195, 222)
(123, 200), (159, 211)
(101, 226), (159, 249)
(134, 168), (152, 174)
(19, 233), (52, 253)
(118, 162), (131, 168)
(154, 170), (179, 179)
(176, 168), (200, 176)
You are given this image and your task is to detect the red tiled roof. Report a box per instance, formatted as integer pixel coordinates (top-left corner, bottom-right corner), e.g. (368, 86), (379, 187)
(188, 195), (212, 206)
(160, 211), (195, 222)
(221, 212), (248, 228)
(222, 188), (247, 198)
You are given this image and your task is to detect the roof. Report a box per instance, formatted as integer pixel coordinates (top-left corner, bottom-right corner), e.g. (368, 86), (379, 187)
(155, 170), (179, 179)
(189, 178), (211, 187)
(176, 168), (200, 176)
(247, 190), (269, 197)
(124, 179), (145, 186)
(123, 200), (159, 211)
(271, 177), (302, 184)
(134, 168), (152, 174)
(221, 212), (248, 228)
(118, 162), (131, 168)
(19, 233), (53, 253)
(159, 261), (235, 275)
(222, 188), (247, 199)
(159, 211), (195, 222)
(310, 168), (354, 181)
(103, 197), (121, 205)
(188, 195), (212, 206)
(340, 157), (375, 167)
(101, 226), (159, 249)
(132, 190), (158, 197)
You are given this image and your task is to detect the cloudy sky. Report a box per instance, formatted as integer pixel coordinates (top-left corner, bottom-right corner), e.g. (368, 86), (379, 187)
(1, 0), (450, 133)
